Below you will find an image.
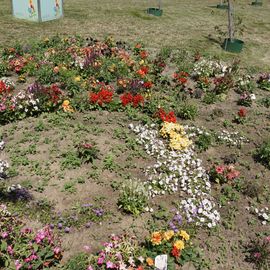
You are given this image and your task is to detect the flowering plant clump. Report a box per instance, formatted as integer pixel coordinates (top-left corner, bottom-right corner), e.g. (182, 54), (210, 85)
(155, 108), (177, 123)
(0, 78), (15, 95)
(77, 143), (99, 163)
(216, 130), (249, 146)
(89, 88), (114, 106)
(62, 99), (75, 112)
(88, 234), (143, 270)
(246, 235), (270, 269)
(208, 164), (240, 184)
(0, 205), (62, 269)
(129, 123), (220, 227)
(237, 92), (255, 107)
(192, 58), (229, 78)
(120, 92), (144, 108)
(246, 206), (269, 225)
(0, 140), (9, 180)
(257, 73), (270, 91)
(173, 71), (189, 86)
(234, 107), (247, 124)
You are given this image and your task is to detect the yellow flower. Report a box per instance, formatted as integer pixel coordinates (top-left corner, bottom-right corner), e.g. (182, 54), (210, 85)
(74, 76), (81, 82)
(151, 231), (162, 245)
(173, 240), (185, 250)
(62, 100), (70, 106)
(139, 60), (144, 65)
(179, 230), (190, 241)
(163, 230), (174, 241)
(146, 257), (154, 266)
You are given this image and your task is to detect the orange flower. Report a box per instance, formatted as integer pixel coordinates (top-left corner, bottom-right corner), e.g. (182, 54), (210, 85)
(146, 257), (154, 266)
(151, 232), (162, 245)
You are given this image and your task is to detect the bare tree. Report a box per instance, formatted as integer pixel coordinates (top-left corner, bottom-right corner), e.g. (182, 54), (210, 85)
(227, 0), (234, 41)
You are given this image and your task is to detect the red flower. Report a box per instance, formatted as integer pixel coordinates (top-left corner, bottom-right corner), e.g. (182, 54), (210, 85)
(140, 50), (148, 59)
(137, 66), (149, 78)
(143, 81), (153, 89)
(215, 165), (225, 174)
(156, 108), (176, 123)
(171, 246), (180, 258)
(178, 77), (188, 84)
(238, 108), (247, 117)
(137, 266), (144, 270)
(132, 94), (144, 107)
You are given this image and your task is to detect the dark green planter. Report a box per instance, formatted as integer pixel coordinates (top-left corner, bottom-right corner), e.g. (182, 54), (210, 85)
(216, 4), (228, 9)
(222, 38), (244, 53)
(147, 8), (163, 16)
(251, 1), (263, 6)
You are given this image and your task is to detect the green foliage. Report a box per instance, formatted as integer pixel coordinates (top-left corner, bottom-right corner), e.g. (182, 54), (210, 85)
(118, 179), (148, 216)
(195, 133), (212, 152)
(176, 103), (198, 120)
(61, 151), (81, 169)
(62, 253), (90, 270)
(255, 139), (270, 169)
(77, 143), (99, 163)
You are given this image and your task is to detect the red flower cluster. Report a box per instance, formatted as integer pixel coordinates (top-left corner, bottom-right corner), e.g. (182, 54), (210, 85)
(137, 66), (149, 78)
(238, 107), (247, 117)
(9, 56), (28, 73)
(120, 92), (144, 107)
(0, 81), (11, 95)
(90, 89), (113, 106)
(173, 71), (189, 85)
(156, 108), (177, 123)
(44, 84), (63, 105)
(140, 50), (148, 59)
(171, 246), (180, 258)
(143, 81), (153, 89)
(215, 165), (240, 181)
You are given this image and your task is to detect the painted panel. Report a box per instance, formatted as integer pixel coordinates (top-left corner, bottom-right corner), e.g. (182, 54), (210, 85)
(12, 0), (39, 21)
(40, 0), (63, 21)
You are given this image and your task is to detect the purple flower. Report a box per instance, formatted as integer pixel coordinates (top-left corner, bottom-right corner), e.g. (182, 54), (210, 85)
(1, 232), (8, 238)
(97, 256), (105, 265)
(58, 223), (63, 229)
(64, 227), (70, 233)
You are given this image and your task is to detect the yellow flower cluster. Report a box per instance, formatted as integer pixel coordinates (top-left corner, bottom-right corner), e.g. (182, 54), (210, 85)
(150, 229), (190, 245)
(160, 122), (192, 151)
(62, 100), (74, 113)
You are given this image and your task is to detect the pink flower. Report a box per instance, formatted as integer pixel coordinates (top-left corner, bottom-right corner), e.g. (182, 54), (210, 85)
(97, 256), (105, 265)
(215, 165), (225, 174)
(15, 260), (22, 270)
(87, 266), (94, 270)
(1, 232), (8, 238)
(254, 252), (261, 259)
(7, 245), (14, 255)
(265, 236), (270, 243)
(54, 247), (61, 255)
(106, 261), (115, 269)
(83, 245), (91, 252)
(226, 170), (240, 180)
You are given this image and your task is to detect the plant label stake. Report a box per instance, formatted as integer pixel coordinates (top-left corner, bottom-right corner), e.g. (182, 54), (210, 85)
(155, 255), (167, 270)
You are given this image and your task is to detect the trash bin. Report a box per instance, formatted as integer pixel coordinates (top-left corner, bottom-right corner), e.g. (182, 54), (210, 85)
(12, 0), (63, 22)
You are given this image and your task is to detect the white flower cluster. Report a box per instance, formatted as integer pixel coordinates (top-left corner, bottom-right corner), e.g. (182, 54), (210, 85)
(7, 184), (22, 193)
(0, 77), (15, 89)
(180, 197), (220, 228)
(192, 59), (229, 78)
(13, 91), (40, 112)
(246, 206), (269, 225)
(235, 74), (252, 91)
(0, 140), (9, 180)
(129, 123), (220, 227)
(0, 204), (11, 217)
(217, 130), (249, 146)
(184, 125), (210, 140)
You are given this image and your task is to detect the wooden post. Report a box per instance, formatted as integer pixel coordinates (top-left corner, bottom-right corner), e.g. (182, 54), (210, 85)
(158, 0), (162, 10)
(228, 0), (234, 41)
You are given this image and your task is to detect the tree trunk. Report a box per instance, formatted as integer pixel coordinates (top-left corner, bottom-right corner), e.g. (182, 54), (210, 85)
(158, 0), (162, 10)
(228, 0), (234, 41)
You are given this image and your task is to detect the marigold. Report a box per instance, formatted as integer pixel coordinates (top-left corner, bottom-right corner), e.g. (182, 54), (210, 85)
(146, 257), (154, 266)
(151, 232), (162, 245)
(179, 230), (190, 241)
(173, 240), (185, 250)
(163, 230), (174, 241)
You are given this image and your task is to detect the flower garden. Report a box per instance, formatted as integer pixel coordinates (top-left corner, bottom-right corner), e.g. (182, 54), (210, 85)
(0, 34), (269, 270)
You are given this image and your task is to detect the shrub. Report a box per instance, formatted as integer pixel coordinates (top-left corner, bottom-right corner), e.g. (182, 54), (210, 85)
(195, 133), (212, 152)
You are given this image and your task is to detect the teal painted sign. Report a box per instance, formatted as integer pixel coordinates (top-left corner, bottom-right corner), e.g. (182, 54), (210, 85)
(12, 0), (63, 22)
